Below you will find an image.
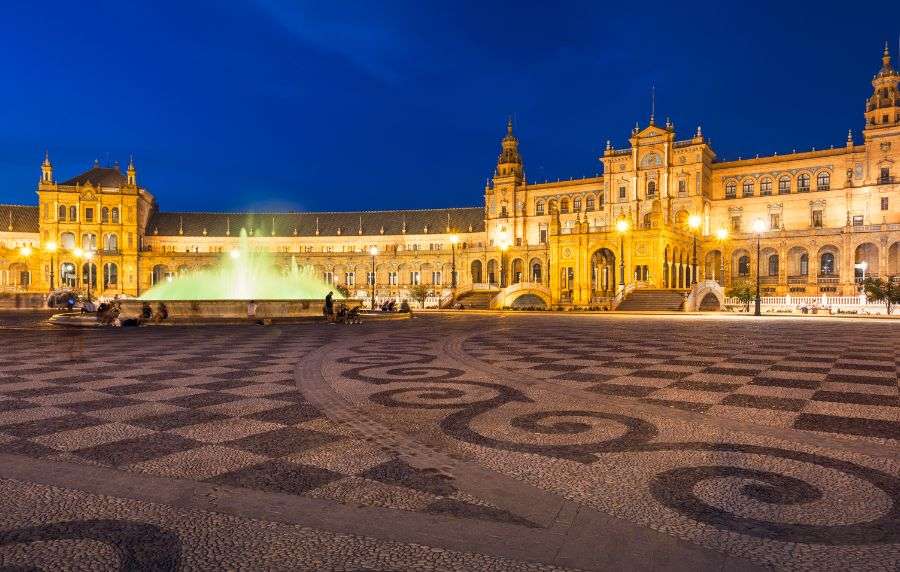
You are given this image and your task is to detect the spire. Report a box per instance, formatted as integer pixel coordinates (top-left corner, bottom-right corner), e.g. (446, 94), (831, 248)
(847, 128), (853, 146)
(126, 154), (136, 186)
(884, 41), (892, 69)
(40, 151), (53, 184)
(494, 117), (523, 182)
(649, 85), (656, 126)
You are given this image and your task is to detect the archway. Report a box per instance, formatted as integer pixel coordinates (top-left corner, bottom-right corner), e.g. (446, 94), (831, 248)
(151, 264), (170, 286)
(60, 262), (76, 288)
(590, 248), (616, 296)
(8, 263), (29, 288)
(705, 250), (723, 282)
(511, 258), (524, 284)
(529, 258), (542, 283)
(510, 293), (547, 310)
(81, 263), (97, 289)
(854, 242), (879, 280)
(889, 242), (899, 278)
(470, 259), (482, 284)
(486, 259), (498, 285)
(787, 246), (809, 279)
(663, 245), (670, 288)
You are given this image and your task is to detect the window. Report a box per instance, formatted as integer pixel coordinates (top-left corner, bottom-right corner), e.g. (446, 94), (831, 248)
(799, 254), (809, 276)
(618, 186), (626, 199)
(103, 263), (118, 287)
(81, 233), (97, 250)
(500, 205), (508, 217)
(573, 197), (582, 211)
(882, 197), (889, 211)
(769, 213), (780, 230)
(725, 181), (736, 198)
(881, 167), (891, 183)
(432, 271), (441, 284)
(69, 206), (77, 221)
(323, 271), (333, 284)
(104, 234), (118, 252)
(817, 172), (830, 191)
(366, 271), (375, 286)
(388, 271), (398, 285)
(410, 271), (421, 285)
(798, 173), (810, 192)
(560, 199), (569, 214)
(852, 215), (864, 226)
(768, 255), (779, 276)
(647, 181), (656, 197)
(585, 196), (594, 211)
(678, 179), (687, 195)
(820, 252), (835, 275)
(742, 180), (754, 197)
(598, 193), (605, 208)
(738, 255), (750, 276)
(101, 207), (109, 223)
(85, 208), (94, 222)
(812, 210), (823, 228)
(731, 216), (741, 232)
(778, 176), (791, 194)
(345, 272), (355, 286)
(539, 228), (547, 244)
(81, 262), (97, 288)
(58, 205), (66, 221)
(111, 207), (120, 223)
(760, 178), (772, 195)
(535, 201), (544, 215)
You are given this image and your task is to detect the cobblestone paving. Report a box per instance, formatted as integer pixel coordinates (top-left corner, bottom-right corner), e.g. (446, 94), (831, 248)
(0, 312), (897, 570)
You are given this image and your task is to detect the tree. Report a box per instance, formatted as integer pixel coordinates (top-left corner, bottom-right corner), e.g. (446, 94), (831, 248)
(862, 277), (899, 315)
(727, 280), (754, 312)
(409, 284), (430, 308)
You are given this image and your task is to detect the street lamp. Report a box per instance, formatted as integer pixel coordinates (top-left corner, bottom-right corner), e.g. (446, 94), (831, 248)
(45, 241), (57, 290)
(449, 235), (459, 290)
(18, 246), (32, 290)
(715, 227), (728, 282)
(752, 218), (766, 316)
(615, 217), (629, 288)
(498, 241), (510, 288)
(688, 214), (702, 285)
(83, 250), (95, 302)
(369, 245), (378, 309)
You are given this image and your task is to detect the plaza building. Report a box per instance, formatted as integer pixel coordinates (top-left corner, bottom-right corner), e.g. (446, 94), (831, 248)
(1, 46), (898, 308)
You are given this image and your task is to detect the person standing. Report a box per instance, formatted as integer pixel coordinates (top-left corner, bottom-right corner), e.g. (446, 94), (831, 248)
(247, 300), (258, 322)
(324, 291), (334, 322)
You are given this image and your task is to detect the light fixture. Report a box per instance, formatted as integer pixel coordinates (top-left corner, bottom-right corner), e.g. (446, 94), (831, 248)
(752, 219), (766, 234)
(615, 218), (629, 233)
(369, 246), (378, 256)
(449, 234), (459, 245)
(716, 227), (728, 241)
(229, 249), (240, 259)
(73, 247), (84, 258)
(19, 246), (32, 257)
(688, 214), (702, 229)
(45, 241), (57, 253)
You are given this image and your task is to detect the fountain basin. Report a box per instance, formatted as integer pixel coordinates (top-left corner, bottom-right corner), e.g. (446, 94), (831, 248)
(118, 298), (362, 323)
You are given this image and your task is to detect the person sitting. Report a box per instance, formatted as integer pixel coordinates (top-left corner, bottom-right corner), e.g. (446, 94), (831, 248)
(347, 306), (361, 324)
(141, 302), (152, 320)
(335, 303), (348, 324)
(387, 299), (397, 312)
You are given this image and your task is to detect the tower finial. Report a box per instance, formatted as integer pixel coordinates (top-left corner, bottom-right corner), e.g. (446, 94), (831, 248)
(883, 40), (893, 69)
(649, 85), (656, 125)
(507, 116), (513, 135)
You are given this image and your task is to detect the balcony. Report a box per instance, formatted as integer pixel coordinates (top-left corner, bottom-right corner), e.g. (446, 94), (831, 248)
(877, 175), (895, 185)
(760, 276), (778, 285)
(817, 275), (839, 285)
(817, 185), (830, 191)
(99, 249), (120, 256)
(787, 275), (808, 284)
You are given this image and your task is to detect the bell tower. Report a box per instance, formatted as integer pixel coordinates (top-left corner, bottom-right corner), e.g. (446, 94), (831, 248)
(485, 118), (526, 245)
(40, 151), (53, 186)
(864, 42), (900, 134)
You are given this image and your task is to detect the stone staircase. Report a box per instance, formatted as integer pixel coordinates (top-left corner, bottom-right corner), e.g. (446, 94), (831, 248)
(615, 289), (686, 311)
(451, 290), (495, 309)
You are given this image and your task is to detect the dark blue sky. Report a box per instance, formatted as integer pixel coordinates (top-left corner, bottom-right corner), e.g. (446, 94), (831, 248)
(1, 1), (897, 212)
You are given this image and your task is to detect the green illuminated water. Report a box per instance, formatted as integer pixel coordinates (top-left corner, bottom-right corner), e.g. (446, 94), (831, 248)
(139, 229), (339, 301)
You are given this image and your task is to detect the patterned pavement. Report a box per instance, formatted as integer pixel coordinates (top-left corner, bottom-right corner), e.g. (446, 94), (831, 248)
(465, 318), (900, 442)
(0, 312), (897, 570)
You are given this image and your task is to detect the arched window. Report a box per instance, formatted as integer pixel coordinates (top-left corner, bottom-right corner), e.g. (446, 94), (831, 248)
(678, 179), (687, 195)
(111, 207), (120, 223)
(500, 204), (508, 217)
(799, 254), (809, 275)
(104, 234), (118, 252)
(560, 198), (569, 214)
(101, 207), (109, 223)
(585, 196), (595, 211)
(60, 262), (76, 287)
(820, 252), (835, 275)
(760, 178), (773, 195)
(60, 232), (76, 250)
(103, 263), (118, 287)
(69, 205), (77, 221)
(531, 262), (542, 282)
(548, 200), (558, 214)
(798, 173), (810, 192)
(81, 233), (96, 250)
(778, 176), (791, 194)
(58, 205), (66, 221)
(816, 172), (830, 191)
(643, 212), (652, 228)
(82, 262), (97, 288)
(535, 201), (544, 215)
(725, 181), (736, 198)
(738, 255), (750, 276)
(573, 197), (582, 211)
(768, 255), (779, 276)
(598, 193), (605, 208)
(742, 180), (754, 197)
(647, 181), (656, 197)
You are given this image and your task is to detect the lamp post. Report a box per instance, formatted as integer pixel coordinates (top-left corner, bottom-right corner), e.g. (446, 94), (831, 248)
(18, 246), (32, 290)
(449, 234), (459, 290)
(45, 241), (57, 290)
(369, 246), (378, 309)
(84, 250), (94, 302)
(715, 228), (728, 283)
(499, 241), (509, 288)
(615, 218), (629, 288)
(752, 219), (766, 316)
(688, 214), (702, 285)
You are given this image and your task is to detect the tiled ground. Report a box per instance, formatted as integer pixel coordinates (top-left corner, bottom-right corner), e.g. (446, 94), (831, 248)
(0, 324), (520, 523)
(464, 317), (900, 442)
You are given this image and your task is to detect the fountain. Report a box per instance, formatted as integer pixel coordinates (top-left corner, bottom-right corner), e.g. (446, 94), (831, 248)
(115, 228), (359, 322)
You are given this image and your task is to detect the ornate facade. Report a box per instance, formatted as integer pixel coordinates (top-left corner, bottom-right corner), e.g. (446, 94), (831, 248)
(1, 46), (898, 307)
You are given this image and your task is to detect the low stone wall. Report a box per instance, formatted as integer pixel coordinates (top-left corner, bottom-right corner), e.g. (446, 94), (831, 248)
(0, 293), (48, 309)
(118, 299), (361, 320)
